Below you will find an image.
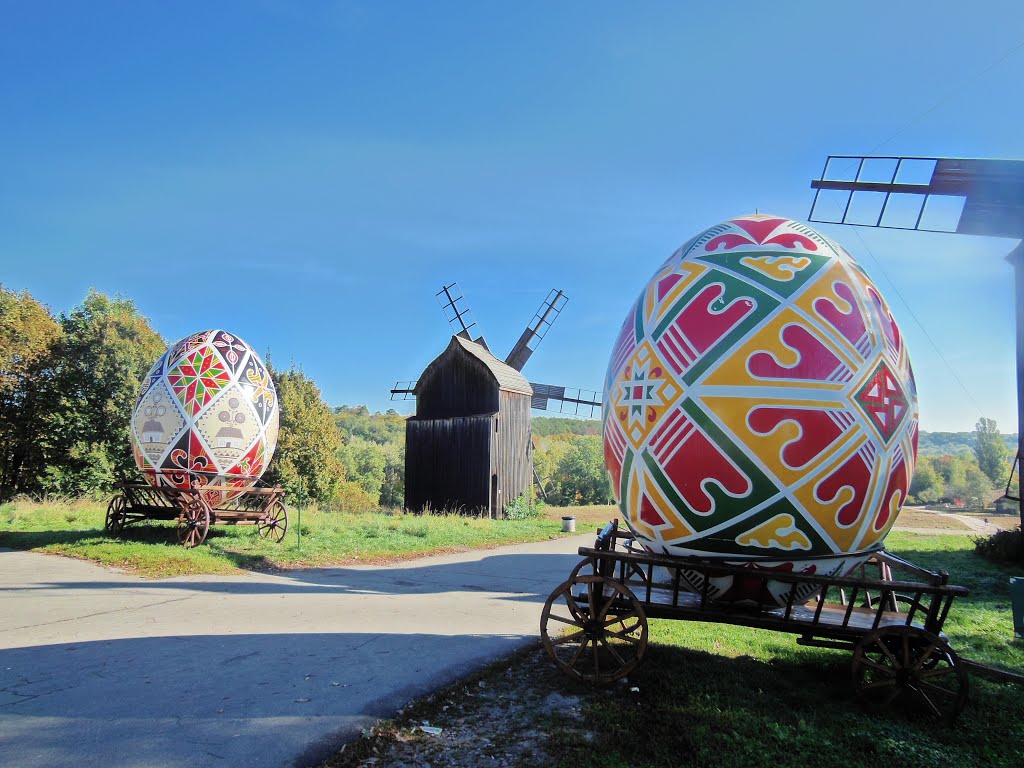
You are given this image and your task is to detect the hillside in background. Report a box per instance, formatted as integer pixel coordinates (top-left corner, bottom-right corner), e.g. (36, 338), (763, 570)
(531, 416), (601, 437)
(918, 431), (1017, 457)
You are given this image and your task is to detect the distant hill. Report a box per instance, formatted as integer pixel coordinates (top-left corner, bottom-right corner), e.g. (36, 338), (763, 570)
(532, 416), (601, 437)
(917, 431), (1017, 457)
(530, 423), (1019, 454)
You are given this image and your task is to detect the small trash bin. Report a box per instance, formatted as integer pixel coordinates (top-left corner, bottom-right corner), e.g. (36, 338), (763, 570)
(1011, 577), (1024, 639)
(561, 515), (576, 533)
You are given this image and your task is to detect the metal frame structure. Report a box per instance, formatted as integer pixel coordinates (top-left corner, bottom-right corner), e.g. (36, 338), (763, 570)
(809, 155), (1024, 523)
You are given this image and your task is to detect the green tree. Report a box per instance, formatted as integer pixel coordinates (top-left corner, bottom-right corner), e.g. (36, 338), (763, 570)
(974, 417), (1012, 486)
(0, 286), (62, 500)
(550, 435), (612, 505)
(41, 291), (164, 496)
(909, 455), (944, 504)
(264, 366), (345, 507)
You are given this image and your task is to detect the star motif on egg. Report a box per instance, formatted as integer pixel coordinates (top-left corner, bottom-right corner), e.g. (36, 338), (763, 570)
(614, 341), (683, 448)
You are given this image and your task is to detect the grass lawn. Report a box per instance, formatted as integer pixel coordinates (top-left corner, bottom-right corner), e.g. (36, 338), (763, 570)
(328, 530), (1024, 768)
(547, 531), (1024, 768)
(0, 498), (576, 577)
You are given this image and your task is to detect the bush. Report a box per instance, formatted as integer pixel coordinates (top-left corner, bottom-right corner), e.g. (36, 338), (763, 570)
(974, 526), (1024, 564)
(504, 492), (544, 521)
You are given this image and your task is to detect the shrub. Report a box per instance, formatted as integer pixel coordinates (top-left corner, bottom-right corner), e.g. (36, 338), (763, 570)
(974, 526), (1024, 564)
(504, 492), (544, 521)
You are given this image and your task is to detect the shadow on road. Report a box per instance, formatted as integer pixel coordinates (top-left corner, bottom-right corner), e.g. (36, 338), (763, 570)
(0, 630), (530, 768)
(2, 551), (582, 602)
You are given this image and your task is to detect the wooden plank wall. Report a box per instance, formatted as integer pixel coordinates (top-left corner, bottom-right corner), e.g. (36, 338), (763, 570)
(405, 415), (492, 513)
(492, 392), (533, 514)
(417, 345), (498, 419)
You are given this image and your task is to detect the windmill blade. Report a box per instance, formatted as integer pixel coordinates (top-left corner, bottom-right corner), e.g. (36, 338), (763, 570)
(390, 380), (417, 401)
(505, 289), (568, 371)
(436, 282), (487, 348)
(529, 382), (601, 418)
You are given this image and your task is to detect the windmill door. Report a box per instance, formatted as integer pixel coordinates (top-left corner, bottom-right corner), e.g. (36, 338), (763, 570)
(490, 474), (499, 518)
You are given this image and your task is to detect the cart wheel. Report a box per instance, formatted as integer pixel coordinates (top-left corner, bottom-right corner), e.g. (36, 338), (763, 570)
(540, 574), (648, 684)
(105, 495), (126, 537)
(177, 497), (211, 548)
(258, 501), (288, 543)
(852, 625), (968, 723)
(862, 592), (928, 617)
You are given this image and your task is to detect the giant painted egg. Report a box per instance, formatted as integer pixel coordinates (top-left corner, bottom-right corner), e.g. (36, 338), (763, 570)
(603, 215), (918, 601)
(130, 329), (279, 505)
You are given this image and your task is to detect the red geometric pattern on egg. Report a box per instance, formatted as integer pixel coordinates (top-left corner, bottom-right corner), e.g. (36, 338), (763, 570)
(130, 329), (280, 502)
(602, 215), (918, 579)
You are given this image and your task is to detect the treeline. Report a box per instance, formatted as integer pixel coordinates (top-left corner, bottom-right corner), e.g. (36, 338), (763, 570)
(8, 285), (1011, 511)
(0, 286), (400, 509)
(0, 285), (608, 509)
(918, 430), (1017, 457)
(909, 418), (1017, 506)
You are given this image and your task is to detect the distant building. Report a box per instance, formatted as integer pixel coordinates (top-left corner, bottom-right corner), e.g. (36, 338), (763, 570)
(405, 336), (533, 517)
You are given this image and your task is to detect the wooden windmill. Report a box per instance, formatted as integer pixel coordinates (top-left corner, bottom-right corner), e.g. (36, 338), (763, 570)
(808, 154), (1024, 529)
(391, 283), (601, 517)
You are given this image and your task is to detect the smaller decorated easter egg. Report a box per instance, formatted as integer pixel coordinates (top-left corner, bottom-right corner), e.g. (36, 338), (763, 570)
(130, 330), (279, 505)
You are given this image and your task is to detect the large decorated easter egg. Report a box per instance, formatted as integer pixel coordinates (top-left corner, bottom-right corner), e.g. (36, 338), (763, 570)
(130, 330), (279, 505)
(603, 215), (918, 603)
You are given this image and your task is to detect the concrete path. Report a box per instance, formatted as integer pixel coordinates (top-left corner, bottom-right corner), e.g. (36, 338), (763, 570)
(0, 536), (591, 768)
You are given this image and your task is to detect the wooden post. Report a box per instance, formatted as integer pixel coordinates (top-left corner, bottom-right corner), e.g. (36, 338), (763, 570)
(1007, 241), (1024, 534)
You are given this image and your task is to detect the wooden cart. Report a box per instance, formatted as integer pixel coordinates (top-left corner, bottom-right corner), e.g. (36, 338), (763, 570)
(541, 521), (971, 723)
(105, 480), (289, 548)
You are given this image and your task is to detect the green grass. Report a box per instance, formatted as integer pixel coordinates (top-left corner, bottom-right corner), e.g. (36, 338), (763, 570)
(0, 498), (570, 577)
(545, 530), (1024, 768)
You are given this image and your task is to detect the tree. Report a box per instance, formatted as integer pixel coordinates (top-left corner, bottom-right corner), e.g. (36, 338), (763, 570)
(975, 417), (1012, 487)
(264, 365), (345, 507)
(542, 434), (612, 506)
(41, 291), (164, 497)
(0, 286), (62, 500)
(909, 455), (944, 504)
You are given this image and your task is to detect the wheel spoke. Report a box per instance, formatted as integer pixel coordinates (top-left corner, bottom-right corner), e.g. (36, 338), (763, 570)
(861, 678), (900, 692)
(565, 593), (588, 623)
(597, 592), (616, 622)
(549, 629), (586, 647)
(591, 637), (600, 676)
(921, 665), (957, 680)
(876, 639), (899, 667)
(913, 685), (944, 718)
(859, 656), (895, 675)
(569, 637), (590, 668)
(918, 679), (958, 701)
(882, 685), (903, 708)
(604, 611), (638, 627)
(600, 636), (627, 668)
(606, 626), (641, 644)
(912, 640), (940, 672)
(547, 612), (585, 628)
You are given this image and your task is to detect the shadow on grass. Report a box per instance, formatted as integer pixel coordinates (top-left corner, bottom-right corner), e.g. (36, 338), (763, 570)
(0, 525), (277, 572)
(549, 641), (1023, 768)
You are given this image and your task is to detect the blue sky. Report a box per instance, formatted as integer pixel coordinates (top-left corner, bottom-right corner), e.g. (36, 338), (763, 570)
(1, 1), (1022, 432)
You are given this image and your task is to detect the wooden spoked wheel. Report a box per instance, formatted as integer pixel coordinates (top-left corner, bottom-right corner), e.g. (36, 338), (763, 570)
(540, 574), (648, 684)
(852, 626), (968, 723)
(177, 497), (211, 548)
(862, 592), (929, 618)
(258, 501), (288, 543)
(104, 495), (126, 537)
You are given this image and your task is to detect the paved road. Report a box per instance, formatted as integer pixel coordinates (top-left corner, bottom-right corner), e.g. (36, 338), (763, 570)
(0, 536), (590, 768)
